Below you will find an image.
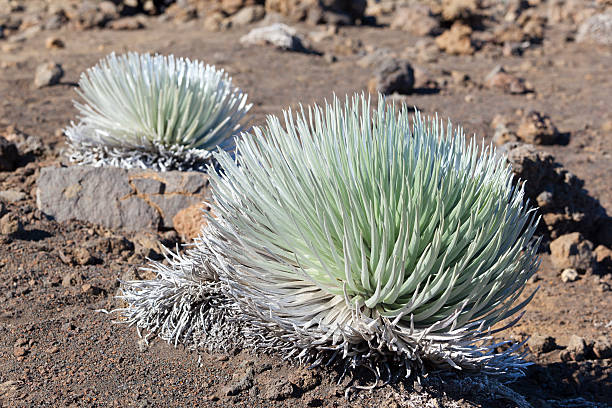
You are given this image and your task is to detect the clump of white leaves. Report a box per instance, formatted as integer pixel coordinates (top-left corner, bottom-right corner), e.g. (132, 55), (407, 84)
(117, 94), (540, 384)
(65, 52), (251, 171)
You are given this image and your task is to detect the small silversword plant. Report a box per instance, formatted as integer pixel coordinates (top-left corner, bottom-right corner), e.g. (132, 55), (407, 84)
(117, 93), (540, 383)
(65, 52), (251, 171)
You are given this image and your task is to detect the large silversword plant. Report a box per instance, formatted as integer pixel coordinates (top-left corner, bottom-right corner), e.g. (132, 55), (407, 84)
(118, 94), (540, 380)
(65, 52), (251, 171)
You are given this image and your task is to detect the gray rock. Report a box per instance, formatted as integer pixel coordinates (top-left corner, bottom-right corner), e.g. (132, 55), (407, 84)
(8, 26), (41, 43)
(34, 62), (64, 88)
(0, 213), (22, 235)
(224, 365), (255, 396)
(566, 335), (587, 361)
(131, 177), (164, 195)
(560, 268), (579, 283)
(36, 166), (211, 231)
(240, 24), (307, 51)
(577, 12), (612, 46)
(550, 233), (594, 272)
(231, 5), (265, 27)
(390, 4), (440, 36)
(368, 58), (415, 95)
(262, 378), (294, 400)
(517, 111), (558, 145)
(593, 337), (612, 359)
(0, 190), (26, 203)
(492, 124), (519, 146)
(528, 335), (556, 355)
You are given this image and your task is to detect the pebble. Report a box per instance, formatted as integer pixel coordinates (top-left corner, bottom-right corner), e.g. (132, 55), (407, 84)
(240, 24), (307, 52)
(46, 345), (59, 354)
(81, 283), (101, 295)
(566, 335), (588, 361)
(33, 62), (64, 88)
(517, 111), (559, 145)
(45, 36), (65, 49)
(492, 124), (518, 146)
(484, 65), (528, 94)
(368, 58), (415, 95)
(223, 364), (255, 396)
(528, 335), (556, 354)
(73, 247), (94, 266)
(0, 213), (22, 236)
(561, 268), (579, 283)
(593, 337), (612, 359)
(550, 233), (594, 272)
(0, 189), (26, 203)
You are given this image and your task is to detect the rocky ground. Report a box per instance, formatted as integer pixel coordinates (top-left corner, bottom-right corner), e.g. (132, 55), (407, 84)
(0, 0), (611, 407)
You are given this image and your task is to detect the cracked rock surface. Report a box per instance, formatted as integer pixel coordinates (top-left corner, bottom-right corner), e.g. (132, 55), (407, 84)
(36, 165), (210, 231)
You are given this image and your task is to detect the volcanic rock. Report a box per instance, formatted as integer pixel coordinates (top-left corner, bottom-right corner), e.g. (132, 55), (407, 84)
(36, 166), (211, 232)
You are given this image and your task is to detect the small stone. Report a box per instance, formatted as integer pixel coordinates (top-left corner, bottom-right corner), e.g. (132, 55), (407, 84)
(323, 53), (337, 63)
(82, 283), (102, 295)
(49, 275), (61, 287)
(0, 213), (22, 236)
(0, 190), (26, 203)
(131, 233), (162, 258)
(0, 137), (19, 171)
(13, 346), (28, 357)
(450, 70), (469, 85)
(45, 36), (65, 49)
(240, 24), (307, 52)
(44, 12), (67, 30)
(107, 17), (145, 30)
(484, 65), (527, 94)
(203, 12), (226, 32)
(559, 349), (571, 362)
(566, 335), (587, 361)
(594, 245), (612, 273)
(593, 337), (612, 359)
(390, 5), (440, 36)
(536, 190), (554, 208)
(528, 335), (556, 354)
(224, 366), (255, 396)
(230, 5), (265, 27)
(46, 345), (59, 354)
(492, 124), (519, 146)
(602, 120), (612, 132)
(262, 378), (294, 400)
(440, 0), (479, 22)
(550, 233), (594, 272)
(61, 272), (82, 288)
(73, 247), (94, 266)
(14, 338), (28, 347)
(368, 58), (415, 95)
(435, 22), (474, 55)
(33, 62), (63, 88)
(357, 48), (392, 68)
(560, 268), (579, 283)
(517, 111), (558, 145)
(576, 12), (612, 45)
(8, 26), (41, 43)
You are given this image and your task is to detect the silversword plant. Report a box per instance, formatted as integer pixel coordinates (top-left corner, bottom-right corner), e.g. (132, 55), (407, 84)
(65, 52), (251, 171)
(117, 93), (540, 383)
